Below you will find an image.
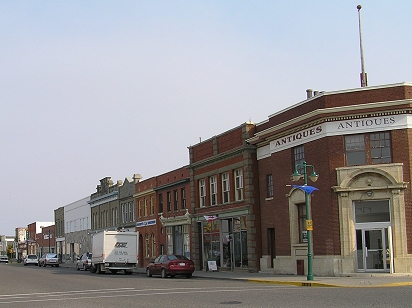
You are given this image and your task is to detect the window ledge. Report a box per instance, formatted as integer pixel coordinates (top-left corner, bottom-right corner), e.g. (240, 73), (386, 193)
(265, 197), (273, 201)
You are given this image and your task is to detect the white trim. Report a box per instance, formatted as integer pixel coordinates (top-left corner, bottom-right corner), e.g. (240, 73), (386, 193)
(257, 114), (411, 160)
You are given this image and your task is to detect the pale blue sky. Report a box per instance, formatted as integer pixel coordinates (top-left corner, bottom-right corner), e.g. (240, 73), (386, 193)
(1, 1), (411, 235)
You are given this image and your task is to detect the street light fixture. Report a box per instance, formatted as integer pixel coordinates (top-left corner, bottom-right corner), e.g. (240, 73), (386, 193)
(291, 161), (319, 281)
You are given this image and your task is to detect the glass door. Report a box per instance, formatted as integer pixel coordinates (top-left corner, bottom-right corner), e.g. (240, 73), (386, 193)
(356, 228), (389, 271)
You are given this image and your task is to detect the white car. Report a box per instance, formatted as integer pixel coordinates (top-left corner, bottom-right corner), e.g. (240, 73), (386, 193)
(24, 254), (39, 266)
(0, 256), (8, 263)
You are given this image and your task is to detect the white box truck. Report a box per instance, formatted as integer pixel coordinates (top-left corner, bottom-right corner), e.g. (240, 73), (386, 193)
(90, 230), (139, 275)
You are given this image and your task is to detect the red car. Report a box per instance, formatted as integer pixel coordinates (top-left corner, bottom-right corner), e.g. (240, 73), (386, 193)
(146, 255), (194, 278)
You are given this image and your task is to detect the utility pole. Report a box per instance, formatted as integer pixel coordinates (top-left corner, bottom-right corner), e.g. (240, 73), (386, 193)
(357, 5), (368, 87)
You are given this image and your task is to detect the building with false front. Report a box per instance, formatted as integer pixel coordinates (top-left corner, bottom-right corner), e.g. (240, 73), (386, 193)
(248, 82), (412, 275)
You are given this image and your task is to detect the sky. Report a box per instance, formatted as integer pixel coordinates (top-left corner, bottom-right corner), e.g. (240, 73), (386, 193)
(1, 1), (411, 236)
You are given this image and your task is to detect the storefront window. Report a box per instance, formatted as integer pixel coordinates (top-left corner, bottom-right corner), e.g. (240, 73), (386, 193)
(202, 216), (248, 270)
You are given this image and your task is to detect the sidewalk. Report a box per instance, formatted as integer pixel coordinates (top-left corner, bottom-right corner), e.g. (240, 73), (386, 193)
(133, 267), (412, 288)
(61, 262), (412, 288)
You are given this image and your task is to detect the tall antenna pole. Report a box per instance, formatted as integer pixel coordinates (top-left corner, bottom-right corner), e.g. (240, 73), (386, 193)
(357, 5), (368, 87)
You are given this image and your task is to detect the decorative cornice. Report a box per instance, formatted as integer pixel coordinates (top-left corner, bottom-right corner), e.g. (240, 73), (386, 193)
(159, 209), (192, 227)
(248, 99), (412, 145)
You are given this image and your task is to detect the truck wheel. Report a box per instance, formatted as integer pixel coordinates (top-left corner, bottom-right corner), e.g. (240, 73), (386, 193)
(96, 264), (101, 274)
(146, 268), (152, 277)
(90, 265), (97, 273)
(161, 268), (167, 278)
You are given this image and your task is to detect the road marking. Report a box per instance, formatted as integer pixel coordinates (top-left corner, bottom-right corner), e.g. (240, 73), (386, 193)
(0, 286), (292, 304)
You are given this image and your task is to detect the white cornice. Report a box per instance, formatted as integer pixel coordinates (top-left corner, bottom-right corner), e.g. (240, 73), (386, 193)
(248, 99), (412, 144)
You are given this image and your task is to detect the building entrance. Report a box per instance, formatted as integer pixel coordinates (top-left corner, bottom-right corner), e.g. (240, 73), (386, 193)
(354, 200), (391, 272)
(202, 216), (248, 270)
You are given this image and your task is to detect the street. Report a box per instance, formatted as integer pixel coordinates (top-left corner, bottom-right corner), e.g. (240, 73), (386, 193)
(1, 264), (412, 307)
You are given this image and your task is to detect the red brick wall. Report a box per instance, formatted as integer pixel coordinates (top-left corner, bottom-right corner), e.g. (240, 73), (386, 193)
(392, 129), (412, 254)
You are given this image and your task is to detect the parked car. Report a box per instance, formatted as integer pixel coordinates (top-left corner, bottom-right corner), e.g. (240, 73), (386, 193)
(23, 254), (39, 266)
(146, 255), (194, 278)
(0, 256), (8, 263)
(38, 253), (59, 267)
(76, 253), (92, 271)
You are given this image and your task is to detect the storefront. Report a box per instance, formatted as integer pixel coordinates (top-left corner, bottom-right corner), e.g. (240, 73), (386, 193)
(201, 216), (248, 270)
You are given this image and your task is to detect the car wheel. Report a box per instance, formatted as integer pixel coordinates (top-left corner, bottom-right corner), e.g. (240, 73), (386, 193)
(76, 264), (80, 270)
(90, 265), (97, 273)
(186, 273), (192, 278)
(24, 263), (27, 266)
(146, 268), (152, 277)
(161, 268), (167, 278)
(55, 264), (59, 267)
(42, 263), (46, 267)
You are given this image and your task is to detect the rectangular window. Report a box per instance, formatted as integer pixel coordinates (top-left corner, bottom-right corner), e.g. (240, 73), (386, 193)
(345, 134), (366, 166)
(293, 145), (305, 173)
(167, 192), (172, 211)
(138, 200), (142, 218)
(345, 132), (391, 166)
(151, 234), (156, 257)
(370, 132), (391, 163)
(234, 169), (243, 201)
(144, 199), (148, 217)
(266, 174), (273, 198)
(199, 179), (206, 207)
(174, 190), (179, 210)
(159, 194), (163, 213)
(298, 204), (307, 243)
(210, 175), (217, 206)
(181, 188), (186, 209)
(222, 172), (230, 203)
(150, 197), (154, 215)
(129, 202), (133, 222)
(145, 234), (150, 258)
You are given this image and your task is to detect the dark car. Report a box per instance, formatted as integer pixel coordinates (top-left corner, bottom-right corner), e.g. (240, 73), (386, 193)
(39, 253), (59, 267)
(146, 255), (194, 278)
(76, 253), (92, 271)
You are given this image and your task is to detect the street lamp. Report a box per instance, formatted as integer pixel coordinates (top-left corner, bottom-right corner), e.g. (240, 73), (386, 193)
(291, 161), (319, 281)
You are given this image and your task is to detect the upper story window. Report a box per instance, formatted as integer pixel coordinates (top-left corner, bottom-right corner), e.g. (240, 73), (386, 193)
(222, 172), (230, 204)
(158, 193), (163, 213)
(167, 192), (172, 211)
(210, 175), (217, 206)
(345, 132), (391, 166)
(234, 169), (243, 201)
(174, 190), (179, 210)
(266, 174), (273, 198)
(293, 145), (305, 173)
(181, 188), (186, 209)
(138, 200), (142, 218)
(199, 179), (206, 207)
(144, 199), (148, 217)
(150, 197), (154, 215)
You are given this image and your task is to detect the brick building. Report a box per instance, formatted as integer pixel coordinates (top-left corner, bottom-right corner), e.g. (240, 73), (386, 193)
(248, 82), (412, 275)
(188, 123), (261, 272)
(156, 167), (191, 262)
(134, 176), (158, 268)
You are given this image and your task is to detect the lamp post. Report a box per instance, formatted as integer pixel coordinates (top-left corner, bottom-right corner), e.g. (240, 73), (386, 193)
(291, 161), (319, 281)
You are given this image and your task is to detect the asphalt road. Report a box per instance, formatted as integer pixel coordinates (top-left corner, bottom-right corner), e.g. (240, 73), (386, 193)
(1, 264), (412, 308)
